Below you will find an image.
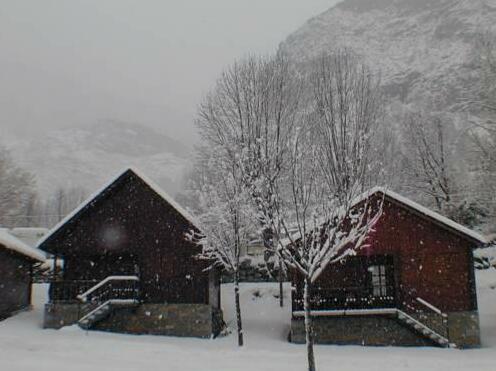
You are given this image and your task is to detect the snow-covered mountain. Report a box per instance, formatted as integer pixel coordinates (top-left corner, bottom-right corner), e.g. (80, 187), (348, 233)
(5, 122), (190, 198)
(281, 0), (496, 110)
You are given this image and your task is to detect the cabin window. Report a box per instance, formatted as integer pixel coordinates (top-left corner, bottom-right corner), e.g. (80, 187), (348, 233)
(369, 265), (388, 297)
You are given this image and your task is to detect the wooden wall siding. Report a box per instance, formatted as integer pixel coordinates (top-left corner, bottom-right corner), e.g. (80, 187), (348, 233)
(294, 196), (478, 313)
(64, 254), (138, 280)
(312, 255), (394, 290)
(0, 249), (32, 319)
(44, 171), (211, 305)
(368, 199), (476, 312)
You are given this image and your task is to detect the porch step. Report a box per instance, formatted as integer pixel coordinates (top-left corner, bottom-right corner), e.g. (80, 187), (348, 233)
(76, 275), (140, 330)
(397, 311), (450, 348)
(78, 299), (139, 330)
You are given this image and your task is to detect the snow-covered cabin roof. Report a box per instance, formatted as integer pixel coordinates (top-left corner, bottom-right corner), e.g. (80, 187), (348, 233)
(280, 187), (487, 247)
(129, 167), (201, 228)
(367, 187), (487, 245)
(37, 167), (201, 250)
(0, 229), (46, 262)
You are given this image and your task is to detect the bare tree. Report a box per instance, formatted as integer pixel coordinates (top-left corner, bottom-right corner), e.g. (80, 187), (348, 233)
(402, 112), (460, 214)
(188, 149), (255, 347)
(311, 49), (383, 197)
(196, 49), (384, 370)
(0, 145), (38, 227)
(40, 186), (87, 227)
(265, 50), (384, 371)
(466, 33), (496, 227)
(270, 124), (382, 371)
(197, 52), (302, 306)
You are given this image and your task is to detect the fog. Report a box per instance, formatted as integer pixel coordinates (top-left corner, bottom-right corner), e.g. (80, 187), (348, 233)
(0, 0), (339, 145)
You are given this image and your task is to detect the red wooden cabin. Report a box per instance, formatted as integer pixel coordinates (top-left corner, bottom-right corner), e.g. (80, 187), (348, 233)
(290, 188), (485, 348)
(38, 168), (222, 338)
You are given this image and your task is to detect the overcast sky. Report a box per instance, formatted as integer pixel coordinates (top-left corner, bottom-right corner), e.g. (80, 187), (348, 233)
(0, 0), (340, 145)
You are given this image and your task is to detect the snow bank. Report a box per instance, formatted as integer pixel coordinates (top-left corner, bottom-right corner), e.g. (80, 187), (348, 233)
(475, 245), (496, 269)
(0, 277), (495, 371)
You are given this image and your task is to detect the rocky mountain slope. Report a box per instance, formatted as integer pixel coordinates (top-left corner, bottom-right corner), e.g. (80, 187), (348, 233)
(4, 122), (190, 199)
(281, 0), (496, 111)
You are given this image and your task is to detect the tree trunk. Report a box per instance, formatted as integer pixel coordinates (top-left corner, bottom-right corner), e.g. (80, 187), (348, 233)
(304, 277), (316, 371)
(234, 270), (244, 347)
(279, 259), (284, 307)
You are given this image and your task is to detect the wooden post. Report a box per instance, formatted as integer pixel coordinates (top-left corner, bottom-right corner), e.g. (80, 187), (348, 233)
(52, 254), (58, 303)
(28, 264), (33, 307)
(52, 254), (58, 281)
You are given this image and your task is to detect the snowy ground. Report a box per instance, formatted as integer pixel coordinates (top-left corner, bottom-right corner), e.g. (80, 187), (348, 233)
(0, 272), (495, 371)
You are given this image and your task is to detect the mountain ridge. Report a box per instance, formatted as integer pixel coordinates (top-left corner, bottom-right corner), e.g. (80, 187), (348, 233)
(281, 0), (496, 111)
(3, 122), (190, 199)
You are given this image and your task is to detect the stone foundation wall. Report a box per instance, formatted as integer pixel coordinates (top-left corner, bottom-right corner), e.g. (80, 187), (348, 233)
(289, 311), (481, 348)
(290, 314), (433, 346)
(44, 303), (224, 338)
(43, 303), (80, 329)
(447, 311), (480, 348)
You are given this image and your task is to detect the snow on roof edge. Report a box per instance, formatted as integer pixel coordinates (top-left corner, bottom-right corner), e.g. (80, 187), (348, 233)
(368, 186), (488, 245)
(11, 227), (49, 234)
(279, 187), (488, 247)
(37, 167), (200, 250)
(127, 166), (201, 229)
(0, 229), (46, 262)
(36, 168), (130, 249)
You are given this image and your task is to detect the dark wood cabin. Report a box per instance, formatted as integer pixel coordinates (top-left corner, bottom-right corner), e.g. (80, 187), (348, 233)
(0, 230), (45, 320)
(290, 188), (485, 348)
(38, 168), (222, 337)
